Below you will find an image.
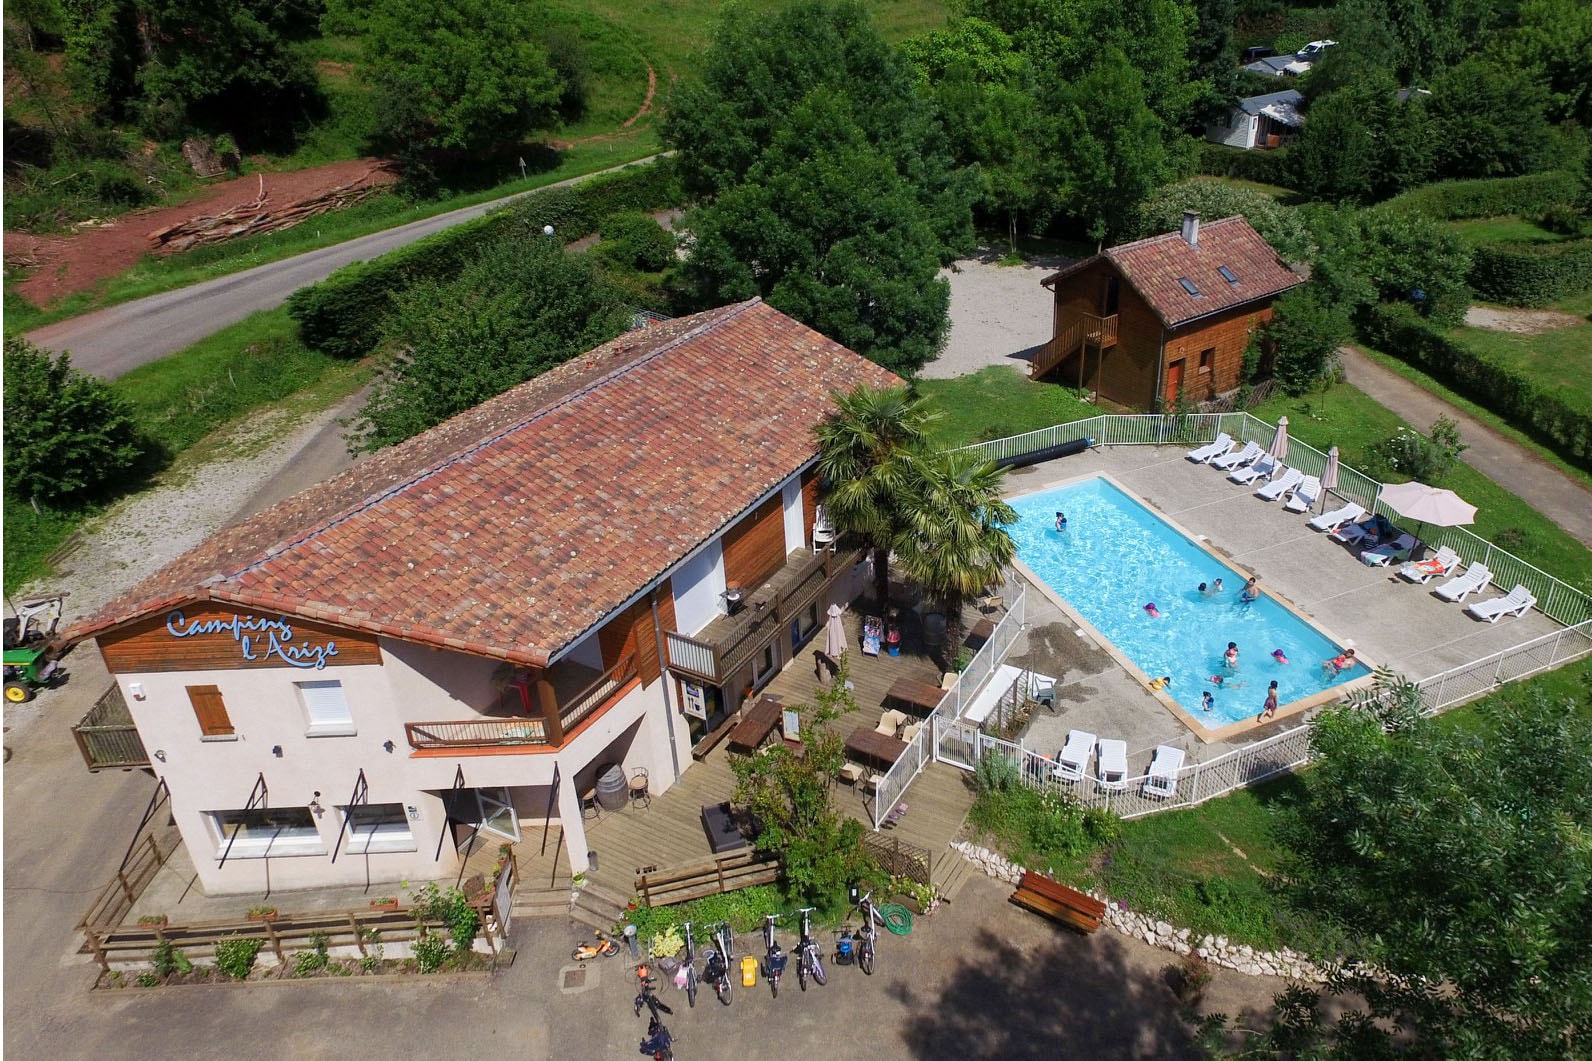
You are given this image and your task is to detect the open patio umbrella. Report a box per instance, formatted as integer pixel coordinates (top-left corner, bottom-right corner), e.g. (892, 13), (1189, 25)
(1318, 445), (1340, 512)
(1268, 416), (1290, 463)
(825, 603), (848, 661)
(1377, 481), (1477, 543)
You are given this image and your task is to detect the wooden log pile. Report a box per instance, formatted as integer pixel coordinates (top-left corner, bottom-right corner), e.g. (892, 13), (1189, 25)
(146, 170), (391, 253)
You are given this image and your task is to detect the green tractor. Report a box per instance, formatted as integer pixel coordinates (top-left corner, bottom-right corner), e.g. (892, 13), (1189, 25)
(4, 596), (66, 703)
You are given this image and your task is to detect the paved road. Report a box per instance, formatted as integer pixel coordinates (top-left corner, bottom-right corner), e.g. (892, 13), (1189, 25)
(1339, 346), (1592, 550)
(25, 155), (664, 379)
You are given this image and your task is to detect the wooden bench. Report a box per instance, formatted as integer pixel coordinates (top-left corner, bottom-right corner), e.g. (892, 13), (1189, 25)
(1009, 870), (1106, 934)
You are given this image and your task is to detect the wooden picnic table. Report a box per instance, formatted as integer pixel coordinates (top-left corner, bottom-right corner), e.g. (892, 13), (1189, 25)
(885, 676), (946, 715)
(845, 725), (909, 769)
(727, 694), (783, 755)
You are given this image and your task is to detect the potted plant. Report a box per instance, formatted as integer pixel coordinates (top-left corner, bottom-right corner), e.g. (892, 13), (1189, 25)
(247, 904), (278, 922)
(138, 913), (169, 928)
(369, 896), (400, 911)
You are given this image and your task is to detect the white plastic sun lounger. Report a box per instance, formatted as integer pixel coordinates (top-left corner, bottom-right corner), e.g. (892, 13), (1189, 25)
(1256, 467), (1304, 501)
(1142, 745), (1185, 799)
(1186, 433), (1234, 464)
(1331, 518), (1376, 545)
(1434, 563), (1492, 602)
(1096, 738), (1128, 791)
(1399, 545), (1461, 584)
(1052, 729), (1096, 782)
(1210, 440), (1262, 471)
(1361, 532), (1417, 566)
(1229, 454), (1280, 485)
(1466, 584), (1536, 623)
(1310, 502), (1365, 532)
(1283, 475), (1321, 513)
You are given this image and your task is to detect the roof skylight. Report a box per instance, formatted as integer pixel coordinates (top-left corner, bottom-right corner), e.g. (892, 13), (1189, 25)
(1217, 265), (1239, 285)
(1178, 277), (1201, 296)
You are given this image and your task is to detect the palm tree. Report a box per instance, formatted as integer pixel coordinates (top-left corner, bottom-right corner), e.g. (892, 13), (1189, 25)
(891, 449), (1017, 661)
(814, 383), (940, 607)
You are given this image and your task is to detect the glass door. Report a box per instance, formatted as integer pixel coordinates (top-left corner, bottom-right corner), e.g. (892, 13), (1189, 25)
(475, 787), (521, 842)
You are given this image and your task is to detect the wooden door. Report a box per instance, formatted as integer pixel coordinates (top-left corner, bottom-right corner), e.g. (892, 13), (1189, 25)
(1166, 359), (1185, 405)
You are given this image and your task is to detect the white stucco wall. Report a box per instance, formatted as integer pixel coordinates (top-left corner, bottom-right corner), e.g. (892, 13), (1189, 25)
(671, 539), (726, 636)
(781, 479), (806, 554)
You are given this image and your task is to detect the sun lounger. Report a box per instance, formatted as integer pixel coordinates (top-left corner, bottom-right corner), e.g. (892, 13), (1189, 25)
(1283, 475), (1321, 513)
(1309, 502), (1365, 532)
(1466, 584), (1536, 623)
(1361, 532), (1417, 566)
(1052, 729), (1095, 782)
(1256, 467), (1304, 501)
(1096, 738), (1128, 791)
(1434, 563), (1492, 602)
(1398, 545), (1461, 584)
(1142, 745), (1185, 799)
(1229, 454), (1280, 485)
(1210, 440), (1262, 471)
(1186, 433), (1234, 464)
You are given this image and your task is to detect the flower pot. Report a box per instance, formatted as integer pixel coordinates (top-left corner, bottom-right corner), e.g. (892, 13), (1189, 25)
(248, 912), (278, 922)
(369, 900), (400, 912)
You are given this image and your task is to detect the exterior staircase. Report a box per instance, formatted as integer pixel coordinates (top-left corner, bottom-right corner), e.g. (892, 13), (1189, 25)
(934, 847), (977, 905)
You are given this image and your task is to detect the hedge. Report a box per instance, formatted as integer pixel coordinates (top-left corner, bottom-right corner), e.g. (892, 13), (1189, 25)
(1359, 302), (1591, 467)
(1469, 239), (1592, 308)
(1195, 142), (1295, 189)
(287, 159), (683, 358)
(1373, 171), (1583, 222)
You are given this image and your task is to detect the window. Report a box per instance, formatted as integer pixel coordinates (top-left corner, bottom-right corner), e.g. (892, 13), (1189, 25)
(209, 806), (324, 858)
(296, 679), (354, 736)
(1217, 265), (1240, 285)
(187, 685), (235, 739)
(341, 803), (416, 854)
(1177, 277), (1201, 297)
(1199, 348), (1215, 374)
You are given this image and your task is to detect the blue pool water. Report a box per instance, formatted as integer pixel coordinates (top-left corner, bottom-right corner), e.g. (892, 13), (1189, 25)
(1010, 477), (1368, 727)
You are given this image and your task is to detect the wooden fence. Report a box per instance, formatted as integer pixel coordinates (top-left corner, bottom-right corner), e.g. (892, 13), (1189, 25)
(861, 833), (932, 887)
(634, 850), (780, 907)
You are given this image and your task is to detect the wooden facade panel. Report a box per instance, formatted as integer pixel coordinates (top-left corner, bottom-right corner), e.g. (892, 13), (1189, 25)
(722, 494), (786, 592)
(596, 589), (677, 684)
(98, 603), (382, 674)
(1163, 305), (1271, 402)
(1098, 286), (1165, 410)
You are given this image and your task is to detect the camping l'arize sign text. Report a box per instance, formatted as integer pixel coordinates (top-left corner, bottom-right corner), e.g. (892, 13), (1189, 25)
(98, 603), (382, 673)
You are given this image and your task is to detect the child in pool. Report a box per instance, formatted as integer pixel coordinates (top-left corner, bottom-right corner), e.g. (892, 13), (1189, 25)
(1272, 649), (1289, 664)
(1224, 641), (1240, 668)
(1055, 511), (1068, 531)
(1201, 691), (1215, 712)
(1148, 675), (1172, 691)
(1241, 577), (1260, 603)
(1144, 602), (1162, 618)
(1323, 647), (1357, 674)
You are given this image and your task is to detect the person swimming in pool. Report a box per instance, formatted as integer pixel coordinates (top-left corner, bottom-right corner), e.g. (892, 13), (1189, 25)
(1272, 649), (1290, 664)
(1209, 674), (1247, 690)
(1224, 641), (1240, 668)
(1201, 691), (1215, 712)
(1323, 647), (1357, 674)
(1240, 578), (1260, 603)
(1148, 675), (1172, 691)
(1144, 602), (1163, 618)
(1055, 511), (1068, 531)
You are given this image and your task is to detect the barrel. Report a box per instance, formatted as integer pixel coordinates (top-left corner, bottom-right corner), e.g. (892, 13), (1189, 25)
(595, 765), (628, 811)
(922, 613), (946, 648)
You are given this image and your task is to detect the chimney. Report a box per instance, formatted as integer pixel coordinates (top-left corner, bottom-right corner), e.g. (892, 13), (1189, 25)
(1181, 210), (1200, 247)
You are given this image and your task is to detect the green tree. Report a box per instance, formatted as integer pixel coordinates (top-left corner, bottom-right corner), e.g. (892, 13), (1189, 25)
(1428, 55), (1555, 179)
(327, 0), (564, 170)
(814, 384), (940, 609)
(3, 337), (152, 506)
(353, 236), (630, 450)
(1356, 210), (1473, 326)
(1135, 178), (1315, 263)
(1263, 286), (1351, 395)
(1291, 74), (1434, 203)
(1186, 0), (1239, 126)
(674, 92), (955, 373)
(1491, 0), (1592, 125)
(1270, 693), (1592, 1057)
(891, 449), (1016, 659)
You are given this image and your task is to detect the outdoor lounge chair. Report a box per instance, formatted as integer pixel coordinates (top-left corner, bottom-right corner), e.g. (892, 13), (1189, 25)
(1434, 563), (1492, 602)
(1331, 514), (1392, 546)
(1361, 532), (1417, 566)
(1256, 467), (1304, 501)
(812, 504), (837, 554)
(1186, 433), (1234, 464)
(1466, 584), (1536, 623)
(1096, 738), (1129, 791)
(1309, 502), (1365, 532)
(1210, 440), (1262, 471)
(1229, 454), (1280, 485)
(1052, 729), (1095, 782)
(1284, 475), (1322, 513)
(1143, 745), (1185, 799)
(1398, 546), (1461, 584)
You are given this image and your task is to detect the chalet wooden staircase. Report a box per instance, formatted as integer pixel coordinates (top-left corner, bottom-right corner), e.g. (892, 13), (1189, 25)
(1030, 312), (1119, 381)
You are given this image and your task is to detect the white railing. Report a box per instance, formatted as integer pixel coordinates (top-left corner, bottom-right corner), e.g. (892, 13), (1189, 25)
(871, 582), (1028, 826)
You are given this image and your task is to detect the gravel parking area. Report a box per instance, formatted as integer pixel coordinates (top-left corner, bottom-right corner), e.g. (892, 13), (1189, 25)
(921, 252), (1070, 380)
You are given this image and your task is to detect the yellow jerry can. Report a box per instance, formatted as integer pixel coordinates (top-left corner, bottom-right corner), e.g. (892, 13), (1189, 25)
(740, 955), (758, 987)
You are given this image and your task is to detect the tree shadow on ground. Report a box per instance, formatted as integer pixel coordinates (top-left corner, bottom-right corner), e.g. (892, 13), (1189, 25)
(892, 923), (1200, 1060)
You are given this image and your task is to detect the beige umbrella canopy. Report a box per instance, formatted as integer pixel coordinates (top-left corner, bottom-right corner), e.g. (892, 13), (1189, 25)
(1377, 481), (1477, 541)
(1317, 445), (1340, 512)
(825, 603), (848, 660)
(1268, 416), (1290, 462)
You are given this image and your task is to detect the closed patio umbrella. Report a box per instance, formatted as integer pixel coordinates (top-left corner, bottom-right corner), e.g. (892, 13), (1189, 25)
(1377, 481), (1476, 544)
(1268, 416), (1290, 462)
(1318, 446), (1340, 512)
(825, 603), (848, 660)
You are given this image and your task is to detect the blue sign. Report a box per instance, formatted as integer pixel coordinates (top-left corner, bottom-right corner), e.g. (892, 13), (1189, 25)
(166, 611), (341, 670)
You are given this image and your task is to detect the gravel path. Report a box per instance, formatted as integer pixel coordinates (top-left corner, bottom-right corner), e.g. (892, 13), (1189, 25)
(920, 252), (1071, 380)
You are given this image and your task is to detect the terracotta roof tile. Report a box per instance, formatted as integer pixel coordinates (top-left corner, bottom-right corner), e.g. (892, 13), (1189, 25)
(73, 300), (899, 665)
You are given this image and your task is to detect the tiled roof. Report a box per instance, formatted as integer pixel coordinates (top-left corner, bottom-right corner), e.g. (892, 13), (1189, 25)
(72, 300), (899, 667)
(1040, 217), (1301, 328)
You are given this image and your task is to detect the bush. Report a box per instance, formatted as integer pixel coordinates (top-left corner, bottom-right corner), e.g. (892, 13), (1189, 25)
(598, 210), (676, 272)
(1468, 238), (1592, 307)
(214, 936), (263, 980)
(286, 160), (683, 359)
(1195, 142), (1296, 189)
(1134, 178), (1314, 263)
(1359, 303), (1592, 468)
(412, 928), (449, 973)
(293, 932), (330, 976)
(1266, 286), (1351, 395)
(1379, 416), (1468, 483)
(1373, 171), (1584, 222)
(3, 337), (153, 506)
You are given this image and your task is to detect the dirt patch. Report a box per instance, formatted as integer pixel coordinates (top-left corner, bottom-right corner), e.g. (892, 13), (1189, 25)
(1463, 305), (1584, 334)
(5, 158), (396, 307)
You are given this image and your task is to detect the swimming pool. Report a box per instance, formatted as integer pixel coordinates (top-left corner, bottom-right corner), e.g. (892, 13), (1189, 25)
(1009, 477), (1368, 728)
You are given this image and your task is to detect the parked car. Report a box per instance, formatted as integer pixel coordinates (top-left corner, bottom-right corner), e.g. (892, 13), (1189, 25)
(1284, 39), (1337, 74)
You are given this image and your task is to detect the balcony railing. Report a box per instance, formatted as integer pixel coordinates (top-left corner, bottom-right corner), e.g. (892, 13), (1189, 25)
(665, 544), (864, 684)
(404, 652), (640, 751)
(73, 684), (149, 771)
(1031, 312), (1120, 380)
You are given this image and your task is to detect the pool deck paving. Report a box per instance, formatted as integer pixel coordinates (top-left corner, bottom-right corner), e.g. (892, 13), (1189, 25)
(998, 444), (1563, 773)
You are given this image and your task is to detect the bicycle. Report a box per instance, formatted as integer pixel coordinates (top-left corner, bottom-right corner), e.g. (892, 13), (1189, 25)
(795, 906), (827, 990)
(701, 920), (734, 1006)
(855, 889), (880, 976)
(571, 929), (619, 961)
(634, 967), (675, 1061)
(761, 913), (787, 998)
(678, 921), (699, 1008)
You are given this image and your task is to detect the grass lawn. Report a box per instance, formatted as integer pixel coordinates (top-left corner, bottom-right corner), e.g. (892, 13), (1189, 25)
(1206, 175), (1301, 203)
(1445, 307), (1592, 427)
(916, 366), (1100, 449)
(1446, 216), (1573, 245)
(1250, 383), (1592, 584)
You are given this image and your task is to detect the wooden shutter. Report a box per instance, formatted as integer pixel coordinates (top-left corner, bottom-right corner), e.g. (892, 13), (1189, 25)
(187, 685), (234, 736)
